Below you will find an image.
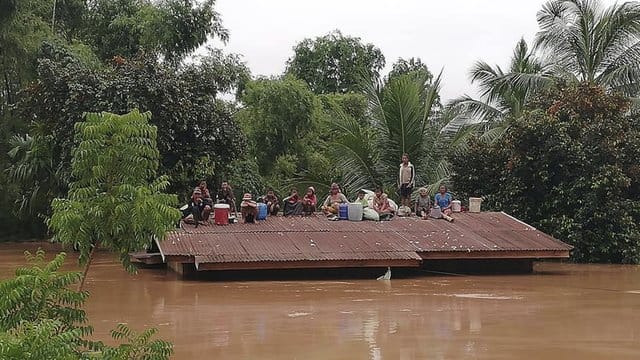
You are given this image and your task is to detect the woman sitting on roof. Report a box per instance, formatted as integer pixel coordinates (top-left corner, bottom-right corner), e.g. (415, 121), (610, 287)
(240, 193), (258, 223)
(283, 188), (303, 216)
(373, 186), (393, 221)
(321, 183), (348, 216)
(301, 186), (317, 215)
(434, 184), (455, 222)
(434, 184), (453, 215)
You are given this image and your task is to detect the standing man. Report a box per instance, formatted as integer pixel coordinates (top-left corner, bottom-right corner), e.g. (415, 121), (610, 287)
(397, 153), (415, 212)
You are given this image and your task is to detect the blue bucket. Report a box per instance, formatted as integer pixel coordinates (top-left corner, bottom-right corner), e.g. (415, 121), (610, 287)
(257, 203), (268, 220)
(338, 203), (349, 220)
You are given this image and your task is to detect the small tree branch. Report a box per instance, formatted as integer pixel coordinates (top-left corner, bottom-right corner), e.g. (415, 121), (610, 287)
(78, 246), (95, 291)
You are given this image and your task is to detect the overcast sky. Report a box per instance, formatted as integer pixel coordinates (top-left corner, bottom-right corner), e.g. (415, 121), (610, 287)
(212, 0), (616, 102)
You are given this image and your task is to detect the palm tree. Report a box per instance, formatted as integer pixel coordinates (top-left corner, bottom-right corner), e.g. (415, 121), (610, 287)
(326, 71), (466, 196)
(449, 38), (553, 126)
(7, 126), (67, 219)
(535, 0), (640, 96)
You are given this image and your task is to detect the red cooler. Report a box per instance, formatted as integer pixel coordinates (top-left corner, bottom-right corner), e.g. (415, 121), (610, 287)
(213, 204), (230, 225)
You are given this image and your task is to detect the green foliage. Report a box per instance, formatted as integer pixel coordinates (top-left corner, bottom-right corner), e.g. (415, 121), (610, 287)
(238, 76), (321, 175)
(536, 0), (640, 95)
(14, 44), (245, 202)
(84, 0), (228, 61)
(0, 319), (84, 360)
(0, 249), (90, 336)
(49, 110), (181, 275)
(448, 38), (552, 125)
(325, 71), (451, 198)
(223, 158), (266, 201)
(286, 30), (385, 94)
(0, 250), (173, 359)
(101, 323), (173, 360)
(387, 57), (433, 84)
(451, 83), (640, 263)
(318, 92), (368, 125)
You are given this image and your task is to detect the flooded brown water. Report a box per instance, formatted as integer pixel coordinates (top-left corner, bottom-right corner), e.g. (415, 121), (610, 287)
(1, 242), (639, 359)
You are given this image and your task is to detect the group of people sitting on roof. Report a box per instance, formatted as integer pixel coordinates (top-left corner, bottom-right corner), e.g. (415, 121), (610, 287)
(182, 154), (457, 225)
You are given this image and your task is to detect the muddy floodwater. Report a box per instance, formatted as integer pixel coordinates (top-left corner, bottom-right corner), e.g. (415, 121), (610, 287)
(1, 243), (639, 359)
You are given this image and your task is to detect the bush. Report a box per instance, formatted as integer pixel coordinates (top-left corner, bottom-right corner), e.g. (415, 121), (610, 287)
(451, 84), (640, 263)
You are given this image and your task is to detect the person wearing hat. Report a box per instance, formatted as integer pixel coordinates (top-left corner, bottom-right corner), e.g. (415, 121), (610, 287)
(240, 193), (258, 223)
(321, 183), (349, 216)
(301, 186), (317, 215)
(415, 187), (431, 220)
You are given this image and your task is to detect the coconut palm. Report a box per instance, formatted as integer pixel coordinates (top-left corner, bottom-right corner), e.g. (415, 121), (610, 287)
(535, 0), (640, 96)
(326, 71), (469, 196)
(449, 38), (553, 126)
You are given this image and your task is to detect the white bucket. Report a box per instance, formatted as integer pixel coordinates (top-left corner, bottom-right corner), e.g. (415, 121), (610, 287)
(347, 203), (363, 221)
(430, 206), (442, 219)
(469, 197), (482, 213)
(451, 200), (461, 212)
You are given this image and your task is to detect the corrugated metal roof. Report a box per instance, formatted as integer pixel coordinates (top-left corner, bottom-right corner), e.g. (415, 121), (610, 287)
(158, 212), (572, 266)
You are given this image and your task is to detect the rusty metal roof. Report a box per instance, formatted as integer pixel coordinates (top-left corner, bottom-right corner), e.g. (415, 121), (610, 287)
(157, 212), (572, 268)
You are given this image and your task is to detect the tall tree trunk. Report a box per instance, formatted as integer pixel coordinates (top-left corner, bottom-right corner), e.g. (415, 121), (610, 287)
(78, 246), (95, 291)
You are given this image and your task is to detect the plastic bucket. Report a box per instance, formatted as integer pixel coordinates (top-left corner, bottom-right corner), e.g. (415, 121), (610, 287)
(338, 203), (349, 220)
(469, 197), (482, 213)
(256, 203), (267, 220)
(451, 200), (462, 212)
(347, 203), (363, 221)
(214, 204), (230, 225)
(430, 205), (442, 219)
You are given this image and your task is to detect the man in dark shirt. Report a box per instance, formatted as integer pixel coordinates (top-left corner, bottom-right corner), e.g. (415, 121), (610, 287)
(217, 181), (237, 217)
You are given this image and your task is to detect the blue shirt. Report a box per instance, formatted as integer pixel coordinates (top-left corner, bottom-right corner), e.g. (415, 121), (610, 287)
(435, 192), (452, 209)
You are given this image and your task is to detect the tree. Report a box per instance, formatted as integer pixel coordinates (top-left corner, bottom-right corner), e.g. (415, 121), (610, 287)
(12, 44), (246, 206)
(237, 76), (321, 175)
(449, 38), (552, 126)
(83, 0), (228, 61)
(535, 0), (640, 96)
(0, 249), (173, 359)
(451, 83), (640, 263)
(286, 30), (385, 94)
(326, 71), (450, 197)
(49, 110), (181, 290)
(387, 57), (433, 84)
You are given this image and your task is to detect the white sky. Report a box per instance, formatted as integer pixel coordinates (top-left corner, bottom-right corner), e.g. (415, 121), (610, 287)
(212, 0), (617, 102)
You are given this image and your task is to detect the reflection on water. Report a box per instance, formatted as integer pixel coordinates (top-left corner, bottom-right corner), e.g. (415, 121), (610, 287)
(1, 243), (640, 359)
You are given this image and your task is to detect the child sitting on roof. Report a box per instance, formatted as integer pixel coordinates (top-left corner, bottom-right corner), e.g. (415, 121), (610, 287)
(415, 187), (431, 220)
(240, 193), (258, 223)
(302, 186), (317, 215)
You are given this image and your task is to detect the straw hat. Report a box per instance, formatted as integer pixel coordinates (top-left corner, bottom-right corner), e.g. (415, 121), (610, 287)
(193, 188), (202, 194)
(242, 193), (253, 201)
(418, 187), (428, 193)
